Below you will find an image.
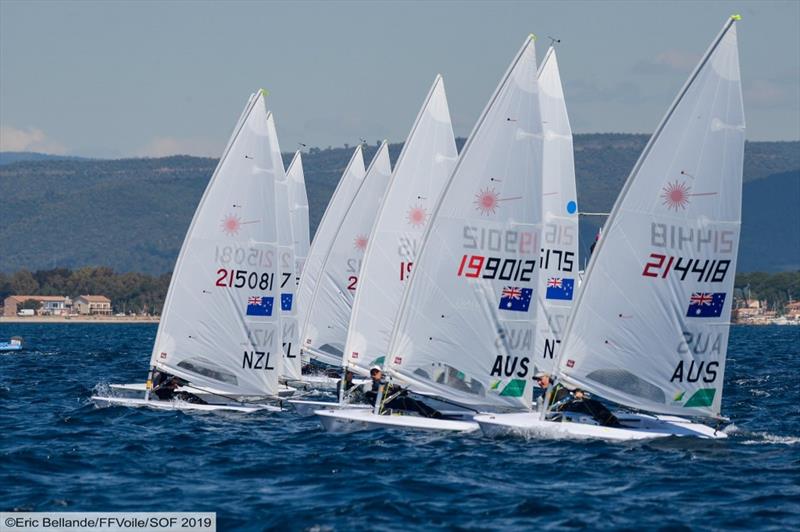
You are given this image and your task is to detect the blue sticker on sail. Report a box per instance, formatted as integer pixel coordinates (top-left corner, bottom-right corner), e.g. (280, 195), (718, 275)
(280, 293), (293, 311)
(566, 200), (577, 214)
(546, 277), (574, 300)
(686, 292), (725, 318)
(498, 287), (533, 312)
(247, 296), (274, 316)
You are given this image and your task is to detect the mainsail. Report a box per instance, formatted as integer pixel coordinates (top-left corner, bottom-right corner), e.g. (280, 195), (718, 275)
(301, 142), (393, 366)
(283, 150), (308, 380)
(287, 151), (310, 276)
(344, 76), (458, 376)
(268, 118), (299, 381)
(150, 90), (283, 396)
(385, 35), (544, 410)
(555, 18), (745, 419)
(296, 147), (366, 366)
(533, 47), (579, 376)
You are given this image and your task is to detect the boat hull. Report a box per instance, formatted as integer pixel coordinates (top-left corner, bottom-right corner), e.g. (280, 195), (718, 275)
(315, 407), (479, 434)
(284, 375), (368, 392)
(474, 412), (727, 441)
(288, 399), (370, 417)
(0, 343), (23, 352)
(91, 395), (281, 413)
(109, 382), (296, 400)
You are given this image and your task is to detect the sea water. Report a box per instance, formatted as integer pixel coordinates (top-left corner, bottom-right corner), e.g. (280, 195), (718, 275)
(1, 323), (798, 530)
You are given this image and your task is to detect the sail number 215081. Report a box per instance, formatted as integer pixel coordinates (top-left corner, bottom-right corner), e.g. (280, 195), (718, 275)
(216, 268), (274, 290)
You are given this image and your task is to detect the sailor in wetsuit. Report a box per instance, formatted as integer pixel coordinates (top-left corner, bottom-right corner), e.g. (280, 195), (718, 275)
(151, 371), (207, 404)
(536, 372), (620, 427)
(336, 369), (364, 403)
(365, 366), (442, 419)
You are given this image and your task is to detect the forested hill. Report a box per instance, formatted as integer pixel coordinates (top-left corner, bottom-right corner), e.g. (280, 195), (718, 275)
(1, 134), (798, 275)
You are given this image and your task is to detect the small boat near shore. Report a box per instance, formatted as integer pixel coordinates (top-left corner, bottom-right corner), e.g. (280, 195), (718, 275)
(0, 336), (24, 352)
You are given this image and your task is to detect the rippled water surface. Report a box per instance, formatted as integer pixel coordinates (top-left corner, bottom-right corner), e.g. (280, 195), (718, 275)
(1, 323), (799, 530)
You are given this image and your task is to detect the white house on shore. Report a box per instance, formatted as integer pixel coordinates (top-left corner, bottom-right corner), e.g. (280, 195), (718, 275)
(73, 295), (113, 315)
(2, 295), (72, 316)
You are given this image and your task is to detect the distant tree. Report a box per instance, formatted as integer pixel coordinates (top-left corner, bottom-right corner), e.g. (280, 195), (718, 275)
(19, 298), (42, 311)
(0, 272), (10, 300)
(10, 270), (38, 294)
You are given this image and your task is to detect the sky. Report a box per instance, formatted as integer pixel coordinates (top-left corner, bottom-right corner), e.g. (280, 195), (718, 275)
(1, 0), (798, 158)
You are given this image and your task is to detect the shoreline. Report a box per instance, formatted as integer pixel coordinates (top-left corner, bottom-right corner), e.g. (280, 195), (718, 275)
(0, 316), (159, 324)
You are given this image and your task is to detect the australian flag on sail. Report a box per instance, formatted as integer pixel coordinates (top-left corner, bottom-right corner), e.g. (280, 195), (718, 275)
(545, 277), (575, 300)
(498, 286), (533, 312)
(246, 296), (274, 316)
(686, 292), (726, 318)
(281, 293), (293, 311)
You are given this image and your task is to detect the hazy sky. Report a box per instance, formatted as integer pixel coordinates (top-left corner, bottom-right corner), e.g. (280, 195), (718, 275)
(1, 0), (798, 158)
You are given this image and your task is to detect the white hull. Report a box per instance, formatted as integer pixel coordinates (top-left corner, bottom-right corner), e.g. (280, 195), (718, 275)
(474, 412), (727, 441)
(315, 407), (479, 434)
(91, 395), (281, 413)
(284, 375), (368, 392)
(109, 382), (296, 400)
(288, 399), (371, 417)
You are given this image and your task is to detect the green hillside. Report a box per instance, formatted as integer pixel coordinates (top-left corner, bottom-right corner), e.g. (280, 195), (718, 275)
(1, 134), (798, 274)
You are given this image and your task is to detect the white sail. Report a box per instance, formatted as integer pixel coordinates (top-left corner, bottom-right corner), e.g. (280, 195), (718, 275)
(268, 119), (300, 381)
(296, 146), (366, 366)
(385, 35), (543, 410)
(555, 19), (745, 419)
(301, 142), (393, 366)
(283, 150), (308, 380)
(287, 151), (310, 276)
(344, 76), (458, 376)
(150, 90), (283, 396)
(532, 47), (579, 376)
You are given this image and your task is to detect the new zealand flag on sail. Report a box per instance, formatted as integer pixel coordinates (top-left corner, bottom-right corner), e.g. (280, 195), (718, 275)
(545, 277), (575, 300)
(498, 287), (533, 312)
(281, 293), (293, 311)
(686, 292), (726, 318)
(246, 296), (274, 316)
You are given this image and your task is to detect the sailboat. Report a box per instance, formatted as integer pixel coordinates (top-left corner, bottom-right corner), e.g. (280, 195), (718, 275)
(293, 75), (459, 417)
(531, 47), (579, 379)
(273, 133), (300, 384)
(316, 34), (545, 433)
(295, 146), (366, 377)
(295, 142), (393, 375)
(285, 152), (310, 380)
(287, 151), (310, 278)
(92, 90), (290, 413)
(476, 16), (745, 440)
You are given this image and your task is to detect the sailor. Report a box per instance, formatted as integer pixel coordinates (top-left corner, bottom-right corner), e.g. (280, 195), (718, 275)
(589, 231), (600, 256)
(152, 373), (207, 404)
(535, 372), (620, 427)
(366, 366), (442, 419)
(336, 369), (363, 402)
